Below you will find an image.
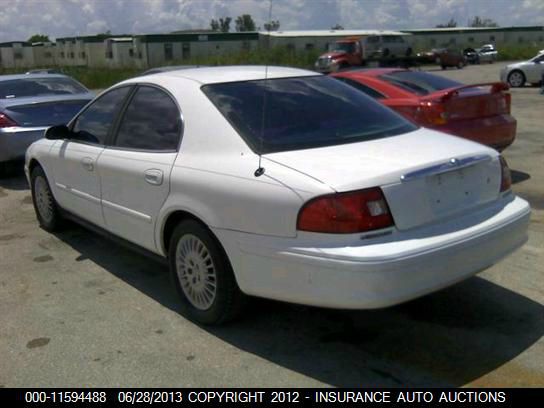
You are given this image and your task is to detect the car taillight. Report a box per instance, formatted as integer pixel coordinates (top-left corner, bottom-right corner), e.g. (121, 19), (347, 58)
(499, 156), (512, 192)
(0, 113), (18, 128)
(418, 101), (448, 125)
(297, 187), (394, 234)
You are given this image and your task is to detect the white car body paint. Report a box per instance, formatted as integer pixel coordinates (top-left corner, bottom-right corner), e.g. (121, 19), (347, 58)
(26, 66), (531, 310)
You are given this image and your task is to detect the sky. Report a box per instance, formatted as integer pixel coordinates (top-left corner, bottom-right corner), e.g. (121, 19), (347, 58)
(0, 0), (543, 42)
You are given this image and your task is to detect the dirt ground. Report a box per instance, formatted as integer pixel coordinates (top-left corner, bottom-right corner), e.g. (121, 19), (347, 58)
(0, 61), (543, 387)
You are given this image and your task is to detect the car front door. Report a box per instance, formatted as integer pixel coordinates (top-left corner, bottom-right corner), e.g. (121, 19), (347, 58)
(525, 54), (544, 83)
(97, 85), (182, 253)
(49, 86), (132, 228)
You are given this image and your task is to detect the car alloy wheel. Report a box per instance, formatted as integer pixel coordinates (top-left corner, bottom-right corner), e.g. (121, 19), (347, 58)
(175, 234), (217, 310)
(168, 219), (245, 325)
(508, 71), (525, 87)
(30, 166), (63, 231)
(34, 176), (54, 224)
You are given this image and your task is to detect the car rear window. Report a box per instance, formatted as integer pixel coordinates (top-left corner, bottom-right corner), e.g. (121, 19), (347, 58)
(202, 76), (417, 154)
(379, 71), (462, 96)
(0, 77), (88, 99)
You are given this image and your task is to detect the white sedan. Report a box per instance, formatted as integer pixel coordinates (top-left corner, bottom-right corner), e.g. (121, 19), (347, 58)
(501, 52), (544, 87)
(25, 66), (531, 325)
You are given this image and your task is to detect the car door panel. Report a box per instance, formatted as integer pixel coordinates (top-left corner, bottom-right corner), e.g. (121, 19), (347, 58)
(97, 85), (182, 253)
(47, 86), (133, 228)
(49, 140), (105, 227)
(98, 150), (177, 252)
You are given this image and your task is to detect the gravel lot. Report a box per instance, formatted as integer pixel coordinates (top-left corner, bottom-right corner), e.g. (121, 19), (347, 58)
(1, 61), (543, 387)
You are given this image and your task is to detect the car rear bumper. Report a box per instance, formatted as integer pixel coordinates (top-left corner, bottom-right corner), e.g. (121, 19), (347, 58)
(434, 114), (516, 151)
(216, 195), (530, 309)
(0, 126), (47, 162)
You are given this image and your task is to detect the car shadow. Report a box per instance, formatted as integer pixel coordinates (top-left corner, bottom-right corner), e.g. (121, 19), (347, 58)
(0, 162), (28, 191)
(53, 224), (544, 387)
(511, 169), (531, 185)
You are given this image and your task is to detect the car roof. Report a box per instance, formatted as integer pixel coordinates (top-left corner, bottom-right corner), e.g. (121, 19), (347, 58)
(0, 73), (71, 82)
(127, 65), (320, 85)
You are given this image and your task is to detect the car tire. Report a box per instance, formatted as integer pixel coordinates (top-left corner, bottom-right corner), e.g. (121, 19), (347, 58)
(507, 70), (526, 87)
(168, 219), (246, 325)
(30, 165), (63, 232)
(441, 65), (446, 70)
(457, 61), (463, 69)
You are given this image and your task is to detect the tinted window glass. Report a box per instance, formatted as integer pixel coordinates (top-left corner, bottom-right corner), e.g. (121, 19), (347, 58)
(333, 77), (385, 99)
(115, 86), (181, 151)
(202, 76), (417, 154)
(0, 77), (88, 99)
(379, 71), (462, 95)
(72, 86), (131, 144)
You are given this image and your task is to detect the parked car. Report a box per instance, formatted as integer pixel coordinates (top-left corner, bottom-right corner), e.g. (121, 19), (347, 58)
(332, 68), (516, 151)
(25, 66), (530, 325)
(0, 74), (94, 173)
(463, 47), (480, 64)
(500, 51), (544, 87)
(435, 48), (466, 69)
(417, 48), (465, 69)
(479, 44), (498, 63)
(416, 48), (445, 64)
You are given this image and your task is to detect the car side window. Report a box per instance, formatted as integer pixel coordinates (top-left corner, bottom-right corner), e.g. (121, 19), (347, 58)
(114, 86), (181, 151)
(72, 86), (131, 145)
(334, 77), (385, 99)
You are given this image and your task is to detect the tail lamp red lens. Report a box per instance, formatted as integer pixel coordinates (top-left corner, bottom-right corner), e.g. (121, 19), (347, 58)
(499, 156), (511, 192)
(297, 187), (394, 234)
(0, 113), (18, 128)
(418, 101), (448, 125)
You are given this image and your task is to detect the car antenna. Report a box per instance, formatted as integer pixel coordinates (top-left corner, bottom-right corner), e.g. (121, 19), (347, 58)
(254, 0), (274, 178)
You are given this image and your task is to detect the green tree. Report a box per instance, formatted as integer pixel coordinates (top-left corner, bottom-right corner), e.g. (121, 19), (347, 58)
(435, 18), (457, 28)
(210, 17), (232, 32)
(469, 16), (499, 27)
(264, 20), (280, 31)
(28, 34), (50, 43)
(235, 14), (256, 32)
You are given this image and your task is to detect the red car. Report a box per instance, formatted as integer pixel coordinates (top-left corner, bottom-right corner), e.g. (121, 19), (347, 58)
(331, 68), (516, 151)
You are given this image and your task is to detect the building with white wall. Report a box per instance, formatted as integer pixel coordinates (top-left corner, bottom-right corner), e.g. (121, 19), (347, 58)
(403, 25), (544, 50)
(0, 41), (34, 68)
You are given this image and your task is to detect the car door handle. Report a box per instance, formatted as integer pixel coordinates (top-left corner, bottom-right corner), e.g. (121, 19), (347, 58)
(144, 169), (163, 185)
(81, 157), (94, 172)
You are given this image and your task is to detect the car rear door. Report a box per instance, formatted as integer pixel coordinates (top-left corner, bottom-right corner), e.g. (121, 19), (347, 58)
(49, 86), (132, 228)
(97, 85), (182, 253)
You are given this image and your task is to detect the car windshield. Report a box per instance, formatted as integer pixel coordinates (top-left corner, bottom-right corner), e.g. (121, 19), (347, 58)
(202, 75), (417, 154)
(330, 42), (355, 53)
(0, 77), (87, 99)
(379, 71), (462, 96)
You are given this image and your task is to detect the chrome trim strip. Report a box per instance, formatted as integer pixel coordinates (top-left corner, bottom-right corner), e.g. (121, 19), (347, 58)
(400, 155), (492, 182)
(55, 183), (101, 205)
(101, 199), (152, 223)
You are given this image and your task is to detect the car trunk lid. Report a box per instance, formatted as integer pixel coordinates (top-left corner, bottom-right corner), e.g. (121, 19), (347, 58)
(423, 82), (511, 122)
(0, 94), (92, 127)
(265, 128), (501, 231)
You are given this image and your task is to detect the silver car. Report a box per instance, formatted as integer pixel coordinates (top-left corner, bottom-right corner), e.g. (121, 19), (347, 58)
(476, 44), (498, 63)
(500, 52), (544, 87)
(0, 74), (94, 172)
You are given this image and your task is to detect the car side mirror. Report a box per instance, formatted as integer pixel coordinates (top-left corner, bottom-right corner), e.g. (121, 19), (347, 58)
(45, 124), (71, 140)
